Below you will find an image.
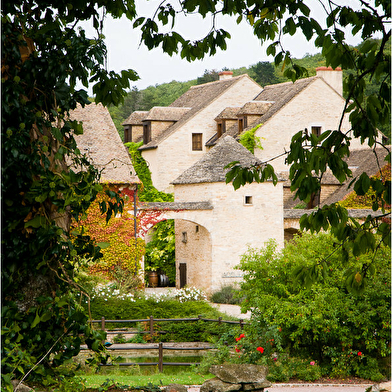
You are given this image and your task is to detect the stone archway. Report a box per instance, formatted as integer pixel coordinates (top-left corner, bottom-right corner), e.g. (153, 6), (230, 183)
(175, 219), (212, 292)
(138, 202), (214, 291)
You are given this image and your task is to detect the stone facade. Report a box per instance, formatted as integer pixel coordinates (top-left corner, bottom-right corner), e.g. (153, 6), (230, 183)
(174, 180), (283, 293)
(142, 75), (262, 192)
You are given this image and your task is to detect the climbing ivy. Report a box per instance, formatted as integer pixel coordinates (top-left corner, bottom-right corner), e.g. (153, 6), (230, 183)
(238, 124), (263, 154)
(126, 142), (174, 202)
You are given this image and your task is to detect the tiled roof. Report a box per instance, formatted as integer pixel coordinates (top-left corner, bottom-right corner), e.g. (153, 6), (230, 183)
(214, 107), (241, 121)
(249, 77), (317, 127)
(237, 101), (274, 115)
(144, 106), (191, 121)
(172, 135), (262, 185)
(70, 103), (140, 185)
(206, 77), (318, 146)
(122, 111), (149, 126)
(139, 74), (260, 150)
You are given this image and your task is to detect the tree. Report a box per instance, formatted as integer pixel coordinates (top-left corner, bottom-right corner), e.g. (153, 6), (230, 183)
(249, 61), (278, 86)
(236, 234), (390, 380)
(2, 0), (138, 388)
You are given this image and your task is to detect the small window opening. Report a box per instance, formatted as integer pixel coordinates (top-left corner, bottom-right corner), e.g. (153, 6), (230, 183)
(311, 126), (322, 137)
(195, 225), (199, 233)
(182, 232), (188, 243)
(192, 133), (203, 151)
(244, 196), (253, 205)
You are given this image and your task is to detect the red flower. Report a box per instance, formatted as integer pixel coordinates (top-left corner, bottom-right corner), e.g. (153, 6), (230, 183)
(358, 352), (362, 356)
(256, 347), (264, 354)
(240, 333), (245, 339)
(235, 337), (241, 342)
(235, 347), (241, 353)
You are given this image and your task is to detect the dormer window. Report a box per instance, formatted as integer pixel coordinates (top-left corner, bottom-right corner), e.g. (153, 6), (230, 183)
(143, 122), (151, 144)
(217, 121), (226, 137)
(238, 118), (244, 134)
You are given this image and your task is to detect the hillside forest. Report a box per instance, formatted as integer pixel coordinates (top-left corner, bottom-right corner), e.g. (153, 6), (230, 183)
(108, 41), (391, 141)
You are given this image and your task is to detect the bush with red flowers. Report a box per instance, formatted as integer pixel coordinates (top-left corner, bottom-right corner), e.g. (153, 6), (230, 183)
(236, 232), (390, 381)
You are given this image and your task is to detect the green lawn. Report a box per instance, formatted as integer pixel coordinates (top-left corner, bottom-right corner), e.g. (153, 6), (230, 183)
(81, 371), (214, 388)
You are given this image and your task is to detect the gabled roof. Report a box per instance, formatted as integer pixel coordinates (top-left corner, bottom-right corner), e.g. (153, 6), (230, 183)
(122, 111), (149, 126)
(70, 103), (140, 185)
(139, 74), (261, 151)
(215, 107), (241, 121)
(250, 77), (317, 127)
(172, 135), (262, 185)
(144, 106), (191, 121)
(207, 75), (341, 146)
(237, 101), (274, 116)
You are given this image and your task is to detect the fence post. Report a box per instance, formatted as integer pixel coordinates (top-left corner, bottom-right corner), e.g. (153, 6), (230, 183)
(149, 315), (154, 342)
(158, 342), (163, 373)
(218, 317), (222, 325)
(101, 317), (106, 331)
(240, 319), (243, 330)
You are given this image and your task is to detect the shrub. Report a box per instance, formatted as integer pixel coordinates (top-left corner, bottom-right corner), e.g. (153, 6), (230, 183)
(235, 233), (391, 380)
(210, 285), (244, 304)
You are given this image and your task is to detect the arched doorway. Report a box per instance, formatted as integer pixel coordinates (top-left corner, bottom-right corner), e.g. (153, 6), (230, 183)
(175, 219), (212, 291)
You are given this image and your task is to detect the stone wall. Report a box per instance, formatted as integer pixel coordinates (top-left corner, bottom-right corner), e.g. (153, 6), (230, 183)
(174, 180), (284, 293)
(254, 78), (360, 172)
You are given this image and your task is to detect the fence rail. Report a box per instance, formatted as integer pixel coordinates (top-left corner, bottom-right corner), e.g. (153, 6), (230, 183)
(86, 315), (247, 371)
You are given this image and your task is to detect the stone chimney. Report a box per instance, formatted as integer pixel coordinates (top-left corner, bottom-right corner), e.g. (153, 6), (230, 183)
(219, 71), (233, 80)
(316, 66), (343, 96)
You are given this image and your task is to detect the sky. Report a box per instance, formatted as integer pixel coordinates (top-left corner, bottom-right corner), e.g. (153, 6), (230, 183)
(79, 0), (366, 91)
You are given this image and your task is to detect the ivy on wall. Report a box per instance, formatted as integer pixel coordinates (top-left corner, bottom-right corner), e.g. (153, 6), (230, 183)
(238, 124), (263, 154)
(73, 186), (146, 286)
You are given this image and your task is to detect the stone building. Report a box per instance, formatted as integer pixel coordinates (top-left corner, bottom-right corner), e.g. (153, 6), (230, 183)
(135, 72), (262, 192)
(119, 69), (388, 292)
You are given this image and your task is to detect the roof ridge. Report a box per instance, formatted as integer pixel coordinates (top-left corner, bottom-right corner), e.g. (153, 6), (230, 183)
(189, 73), (249, 89)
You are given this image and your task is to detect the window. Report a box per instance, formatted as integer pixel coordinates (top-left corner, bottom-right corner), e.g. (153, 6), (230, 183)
(311, 126), (322, 137)
(192, 133), (203, 151)
(217, 122), (226, 138)
(243, 116), (248, 129)
(217, 123), (222, 138)
(182, 232), (188, 243)
(143, 122), (151, 144)
(244, 196), (253, 205)
(238, 118), (244, 134)
(124, 126), (132, 143)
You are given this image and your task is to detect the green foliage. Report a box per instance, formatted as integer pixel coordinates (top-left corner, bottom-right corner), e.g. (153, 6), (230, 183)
(89, 297), (220, 321)
(238, 124), (263, 153)
(235, 233), (391, 380)
(127, 142), (174, 202)
(210, 285), (244, 305)
(248, 61), (279, 86)
(2, 1), (137, 387)
(145, 220), (176, 283)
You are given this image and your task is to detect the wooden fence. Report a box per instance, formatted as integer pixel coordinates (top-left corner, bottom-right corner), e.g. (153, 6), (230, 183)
(87, 315), (247, 371)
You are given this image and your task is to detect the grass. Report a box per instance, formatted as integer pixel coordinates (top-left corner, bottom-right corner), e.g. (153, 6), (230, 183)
(80, 371), (214, 388)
